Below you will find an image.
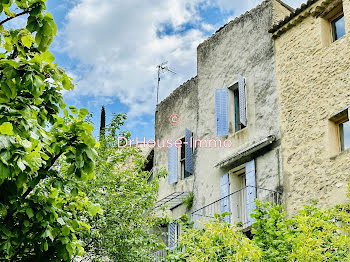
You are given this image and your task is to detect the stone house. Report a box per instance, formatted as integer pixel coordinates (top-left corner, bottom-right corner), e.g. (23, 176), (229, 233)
(152, 0), (293, 250)
(270, 0), (350, 215)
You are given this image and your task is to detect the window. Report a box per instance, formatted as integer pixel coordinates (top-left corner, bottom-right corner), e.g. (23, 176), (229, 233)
(180, 137), (192, 179)
(329, 108), (350, 155)
(331, 13), (345, 41)
(234, 89), (244, 132)
(229, 83), (246, 132)
(339, 119), (350, 151)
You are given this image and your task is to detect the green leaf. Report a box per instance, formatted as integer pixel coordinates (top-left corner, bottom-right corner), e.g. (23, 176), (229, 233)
(42, 50), (55, 63)
(0, 162), (10, 183)
(87, 203), (103, 217)
(21, 35), (33, 48)
(78, 108), (89, 119)
(0, 123), (13, 136)
(23, 220), (30, 227)
(17, 159), (26, 171)
(62, 225), (70, 236)
(57, 217), (65, 226)
(69, 106), (78, 115)
(26, 208), (34, 219)
(43, 242), (48, 251)
(24, 152), (42, 171)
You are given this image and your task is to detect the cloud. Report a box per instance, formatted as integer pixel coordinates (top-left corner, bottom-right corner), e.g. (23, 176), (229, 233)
(59, 0), (308, 121)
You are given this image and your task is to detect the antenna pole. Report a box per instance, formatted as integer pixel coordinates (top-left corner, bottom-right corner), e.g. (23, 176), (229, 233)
(157, 68), (160, 104)
(156, 61), (176, 105)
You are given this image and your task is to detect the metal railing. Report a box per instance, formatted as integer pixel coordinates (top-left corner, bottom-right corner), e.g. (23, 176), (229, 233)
(190, 186), (282, 228)
(150, 249), (167, 262)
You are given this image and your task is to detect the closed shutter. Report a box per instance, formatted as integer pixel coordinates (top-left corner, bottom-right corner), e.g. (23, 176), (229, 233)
(238, 74), (247, 127)
(168, 221), (178, 250)
(215, 89), (229, 136)
(220, 173), (231, 223)
(246, 159), (256, 226)
(168, 143), (178, 184)
(185, 128), (193, 174)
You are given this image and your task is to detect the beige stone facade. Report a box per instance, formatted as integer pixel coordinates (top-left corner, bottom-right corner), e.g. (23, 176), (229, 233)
(272, 0), (350, 214)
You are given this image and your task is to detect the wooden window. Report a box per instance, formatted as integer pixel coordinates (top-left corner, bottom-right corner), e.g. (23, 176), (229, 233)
(331, 12), (345, 41)
(329, 108), (350, 155)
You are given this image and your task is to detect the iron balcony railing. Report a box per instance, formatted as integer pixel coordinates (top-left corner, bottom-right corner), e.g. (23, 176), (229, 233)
(150, 249), (167, 262)
(190, 186), (282, 228)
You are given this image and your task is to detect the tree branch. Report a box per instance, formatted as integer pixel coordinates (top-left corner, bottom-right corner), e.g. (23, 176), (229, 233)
(0, 10), (31, 27)
(22, 136), (78, 199)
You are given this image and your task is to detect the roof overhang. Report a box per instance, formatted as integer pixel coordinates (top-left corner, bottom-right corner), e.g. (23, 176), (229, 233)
(215, 135), (276, 168)
(154, 192), (191, 210)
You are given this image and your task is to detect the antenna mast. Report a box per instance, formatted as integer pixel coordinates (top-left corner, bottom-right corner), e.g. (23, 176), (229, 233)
(157, 61), (176, 104)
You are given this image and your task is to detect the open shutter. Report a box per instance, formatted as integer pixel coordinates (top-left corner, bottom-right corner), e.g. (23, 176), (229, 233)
(215, 89), (229, 136)
(168, 143), (178, 184)
(220, 173), (231, 223)
(246, 159), (256, 226)
(185, 128), (193, 174)
(238, 74), (247, 127)
(168, 221), (178, 250)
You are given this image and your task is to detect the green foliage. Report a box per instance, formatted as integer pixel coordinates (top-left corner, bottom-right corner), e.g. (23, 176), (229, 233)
(168, 213), (262, 262)
(170, 196), (350, 262)
(183, 192), (194, 210)
(79, 113), (166, 261)
(0, 1), (99, 260)
(251, 201), (292, 261)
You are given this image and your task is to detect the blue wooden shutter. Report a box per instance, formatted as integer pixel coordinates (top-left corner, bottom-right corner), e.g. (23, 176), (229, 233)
(168, 143), (178, 184)
(185, 128), (193, 174)
(168, 221), (178, 250)
(246, 159), (256, 226)
(238, 74), (247, 127)
(215, 89), (229, 136)
(220, 173), (231, 223)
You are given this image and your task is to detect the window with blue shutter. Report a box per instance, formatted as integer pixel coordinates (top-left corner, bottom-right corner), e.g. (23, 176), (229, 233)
(220, 173), (231, 223)
(245, 159), (256, 226)
(185, 128), (193, 176)
(215, 89), (229, 136)
(238, 74), (247, 127)
(168, 221), (178, 250)
(168, 143), (178, 184)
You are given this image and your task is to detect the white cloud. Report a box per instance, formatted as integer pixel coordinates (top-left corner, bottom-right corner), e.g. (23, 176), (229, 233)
(60, 0), (308, 121)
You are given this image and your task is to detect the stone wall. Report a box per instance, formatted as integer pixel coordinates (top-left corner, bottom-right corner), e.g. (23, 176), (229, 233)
(274, 0), (350, 214)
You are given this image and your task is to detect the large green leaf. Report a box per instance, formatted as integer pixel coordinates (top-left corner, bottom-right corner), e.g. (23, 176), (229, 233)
(0, 122), (13, 136)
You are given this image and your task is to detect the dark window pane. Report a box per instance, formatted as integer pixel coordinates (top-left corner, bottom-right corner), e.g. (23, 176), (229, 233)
(332, 14), (345, 41)
(181, 137), (185, 159)
(234, 89), (240, 132)
(340, 120), (350, 151)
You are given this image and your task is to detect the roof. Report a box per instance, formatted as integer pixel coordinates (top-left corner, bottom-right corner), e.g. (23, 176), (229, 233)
(215, 135), (276, 168)
(269, 0), (319, 33)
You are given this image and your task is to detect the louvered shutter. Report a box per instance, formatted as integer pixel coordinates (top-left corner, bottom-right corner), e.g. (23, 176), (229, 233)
(215, 89), (229, 136)
(246, 159), (256, 226)
(220, 173), (231, 223)
(168, 143), (178, 184)
(238, 74), (247, 127)
(185, 128), (193, 174)
(168, 221), (178, 250)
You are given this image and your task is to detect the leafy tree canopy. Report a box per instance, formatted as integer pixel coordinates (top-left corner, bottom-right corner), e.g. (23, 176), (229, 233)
(0, 0), (101, 260)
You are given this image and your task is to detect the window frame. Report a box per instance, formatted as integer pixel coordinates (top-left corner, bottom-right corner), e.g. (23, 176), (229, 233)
(330, 12), (345, 42)
(179, 137), (192, 179)
(228, 83), (246, 133)
(338, 117), (350, 152)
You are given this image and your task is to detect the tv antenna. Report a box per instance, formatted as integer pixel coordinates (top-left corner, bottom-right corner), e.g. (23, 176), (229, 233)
(156, 61), (176, 104)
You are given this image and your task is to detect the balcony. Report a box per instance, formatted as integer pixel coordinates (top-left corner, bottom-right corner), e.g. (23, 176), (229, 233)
(190, 186), (282, 228)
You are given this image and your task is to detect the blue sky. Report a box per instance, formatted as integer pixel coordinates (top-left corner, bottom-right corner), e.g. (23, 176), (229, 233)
(44, 0), (305, 140)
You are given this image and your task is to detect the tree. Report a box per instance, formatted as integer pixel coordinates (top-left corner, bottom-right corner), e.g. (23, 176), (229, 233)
(0, 0), (100, 260)
(99, 106), (106, 140)
(79, 113), (166, 261)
